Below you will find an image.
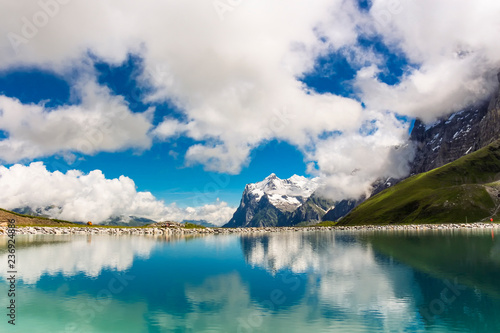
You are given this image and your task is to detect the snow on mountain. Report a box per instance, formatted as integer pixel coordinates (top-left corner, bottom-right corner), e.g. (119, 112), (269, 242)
(223, 173), (331, 228)
(246, 173), (321, 211)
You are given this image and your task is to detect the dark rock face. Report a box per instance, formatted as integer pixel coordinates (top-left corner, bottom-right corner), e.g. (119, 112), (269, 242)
(322, 199), (359, 222)
(288, 194), (335, 225)
(223, 184), (264, 228)
(479, 82), (500, 147)
(410, 75), (500, 175)
(409, 103), (490, 175)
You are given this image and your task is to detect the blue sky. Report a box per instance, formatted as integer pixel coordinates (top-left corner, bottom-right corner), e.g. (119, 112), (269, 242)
(0, 0), (498, 224)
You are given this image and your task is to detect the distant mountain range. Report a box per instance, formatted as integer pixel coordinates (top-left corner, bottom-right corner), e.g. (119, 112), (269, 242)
(100, 215), (157, 226)
(226, 71), (500, 227)
(182, 220), (218, 228)
(10, 206), (218, 227)
(10, 207), (157, 226)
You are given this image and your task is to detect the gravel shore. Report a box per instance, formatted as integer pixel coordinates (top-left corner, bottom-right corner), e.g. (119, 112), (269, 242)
(1, 223), (499, 236)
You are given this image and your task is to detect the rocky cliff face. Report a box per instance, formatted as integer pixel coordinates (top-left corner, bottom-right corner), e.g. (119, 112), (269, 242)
(223, 174), (334, 227)
(410, 75), (500, 175)
(478, 73), (500, 147)
(409, 103), (490, 175)
(287, 193), (335, 225)
(322, 199), (359, 222)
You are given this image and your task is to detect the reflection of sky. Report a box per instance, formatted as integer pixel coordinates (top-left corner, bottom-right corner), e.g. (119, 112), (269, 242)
(0, 235), (158, 284)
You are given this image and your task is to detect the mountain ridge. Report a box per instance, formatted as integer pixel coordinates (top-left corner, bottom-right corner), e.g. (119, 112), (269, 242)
(223, 174), (334, 227)
(339, 139), (500, 225)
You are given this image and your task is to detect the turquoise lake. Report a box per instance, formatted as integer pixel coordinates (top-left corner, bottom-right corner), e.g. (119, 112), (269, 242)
(1, 229), (500, 332)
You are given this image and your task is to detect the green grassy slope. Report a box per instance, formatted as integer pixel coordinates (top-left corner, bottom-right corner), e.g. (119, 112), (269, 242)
(339, 140), (500, 225)
(0, 208), (79, 227)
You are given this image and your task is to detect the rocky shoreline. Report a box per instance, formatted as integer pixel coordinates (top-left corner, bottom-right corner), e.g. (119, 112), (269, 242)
(1, 222), (499, 236)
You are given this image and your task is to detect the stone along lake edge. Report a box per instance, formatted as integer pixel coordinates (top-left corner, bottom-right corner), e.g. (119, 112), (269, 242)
(1, 222), (500, 236)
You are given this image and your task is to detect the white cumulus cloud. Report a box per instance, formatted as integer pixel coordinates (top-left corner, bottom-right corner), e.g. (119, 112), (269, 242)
(357, 0), (500, 122)
(0, 162), (235, 225)
(307, 111), (415, 200)
(0, 79), (153, 163)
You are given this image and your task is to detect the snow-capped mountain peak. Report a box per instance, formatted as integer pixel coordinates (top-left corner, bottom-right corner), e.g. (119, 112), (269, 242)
(224, 173), (335, 228)
(246, 174), (321, 211)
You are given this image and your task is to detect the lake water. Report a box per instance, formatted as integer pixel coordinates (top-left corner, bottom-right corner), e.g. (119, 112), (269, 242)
(1, 229), (500, 332)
